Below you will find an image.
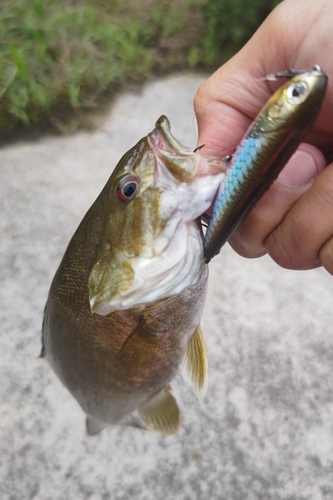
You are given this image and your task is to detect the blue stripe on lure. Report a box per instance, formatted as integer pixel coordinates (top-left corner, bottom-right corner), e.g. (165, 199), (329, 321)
(203, 66), (327, 263)
(211, 136), (264, 215)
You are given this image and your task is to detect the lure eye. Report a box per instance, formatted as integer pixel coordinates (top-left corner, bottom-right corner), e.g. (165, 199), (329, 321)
(286, 81), (309, 103)
(114, 175), (140, 204)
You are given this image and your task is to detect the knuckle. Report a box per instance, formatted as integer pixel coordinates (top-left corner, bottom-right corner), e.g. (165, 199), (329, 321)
(266, 229), (297, 270)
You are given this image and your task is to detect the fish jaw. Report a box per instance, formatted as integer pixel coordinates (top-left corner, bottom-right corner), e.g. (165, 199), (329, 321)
(89, 116), (224, 315)
(149, 115), (223, 184)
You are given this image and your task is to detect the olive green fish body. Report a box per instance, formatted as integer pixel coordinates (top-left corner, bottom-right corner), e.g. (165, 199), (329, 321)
(43, 116), (223, 434)
(43, 234), (208, 427)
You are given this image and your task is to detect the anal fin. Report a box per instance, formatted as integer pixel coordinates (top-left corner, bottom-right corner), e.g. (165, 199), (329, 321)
(137, 386), (181, 435)
(86, 416), (108, 435)
(181, 325), (208, 400)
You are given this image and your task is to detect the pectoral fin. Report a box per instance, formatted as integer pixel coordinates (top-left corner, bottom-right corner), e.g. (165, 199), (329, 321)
(181, 325), (208, 400)
(116, 319), (162, 371)
(137, 386), (181, 435)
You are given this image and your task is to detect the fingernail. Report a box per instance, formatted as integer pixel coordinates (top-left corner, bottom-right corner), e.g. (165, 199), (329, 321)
(277, 150), (318, 188)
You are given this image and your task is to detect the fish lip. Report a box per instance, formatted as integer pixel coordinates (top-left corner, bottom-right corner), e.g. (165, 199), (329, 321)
(147, 115), (224, 184)
(148, 115), (191, 155)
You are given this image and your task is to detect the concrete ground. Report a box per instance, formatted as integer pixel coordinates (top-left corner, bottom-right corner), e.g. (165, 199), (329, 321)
(1, 74), (333, 500)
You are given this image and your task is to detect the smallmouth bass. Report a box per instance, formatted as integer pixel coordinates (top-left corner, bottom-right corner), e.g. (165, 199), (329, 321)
(42, 116), (224, 435)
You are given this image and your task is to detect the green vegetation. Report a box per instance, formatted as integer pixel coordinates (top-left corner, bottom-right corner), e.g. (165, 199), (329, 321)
(0, 0), (281, 135)
(197, 0), (281, 65)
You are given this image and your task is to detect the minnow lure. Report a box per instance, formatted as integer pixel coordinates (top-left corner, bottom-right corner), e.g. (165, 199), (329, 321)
(203, 65), (327, 262)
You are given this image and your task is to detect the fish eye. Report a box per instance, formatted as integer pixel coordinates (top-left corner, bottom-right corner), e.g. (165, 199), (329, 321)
(114, 174), (140, 204)
(286, 81), (309, 103)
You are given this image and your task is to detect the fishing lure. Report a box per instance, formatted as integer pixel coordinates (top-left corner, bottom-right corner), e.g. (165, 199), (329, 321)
(203, 66), (327, 262)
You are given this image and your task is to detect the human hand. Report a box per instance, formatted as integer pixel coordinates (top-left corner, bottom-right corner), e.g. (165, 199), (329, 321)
(194, 0), (333, 274)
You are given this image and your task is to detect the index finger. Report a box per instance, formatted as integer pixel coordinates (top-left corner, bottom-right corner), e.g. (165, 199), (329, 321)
(193, 0), (322, 158)
(194, 58), (270, 158)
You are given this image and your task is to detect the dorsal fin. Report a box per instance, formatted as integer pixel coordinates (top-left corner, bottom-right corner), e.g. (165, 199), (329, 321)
(137, 386), (181, 435)
(181, 325), (208, 400)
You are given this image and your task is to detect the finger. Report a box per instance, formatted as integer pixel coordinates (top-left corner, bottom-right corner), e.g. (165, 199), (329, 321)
(228, 144), (326, 258)
(194, 0), (333, 159)
(194, 5), (295, 158)
(265, 161), (333, 270)
(194, 54), (273, 158)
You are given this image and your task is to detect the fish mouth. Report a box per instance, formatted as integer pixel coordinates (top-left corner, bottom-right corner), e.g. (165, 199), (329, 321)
(148, 116), (222, 184)
(149, 116), (189, 154)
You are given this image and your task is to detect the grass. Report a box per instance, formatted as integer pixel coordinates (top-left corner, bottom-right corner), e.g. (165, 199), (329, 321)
(0, 0), (280, 136)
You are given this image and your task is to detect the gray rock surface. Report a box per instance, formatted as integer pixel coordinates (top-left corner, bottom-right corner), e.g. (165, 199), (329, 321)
(1, 74), (333, 500)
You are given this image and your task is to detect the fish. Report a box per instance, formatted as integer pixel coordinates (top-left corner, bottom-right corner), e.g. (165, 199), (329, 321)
(204, 65), (328, 262)
(42, 116), (224, 435)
